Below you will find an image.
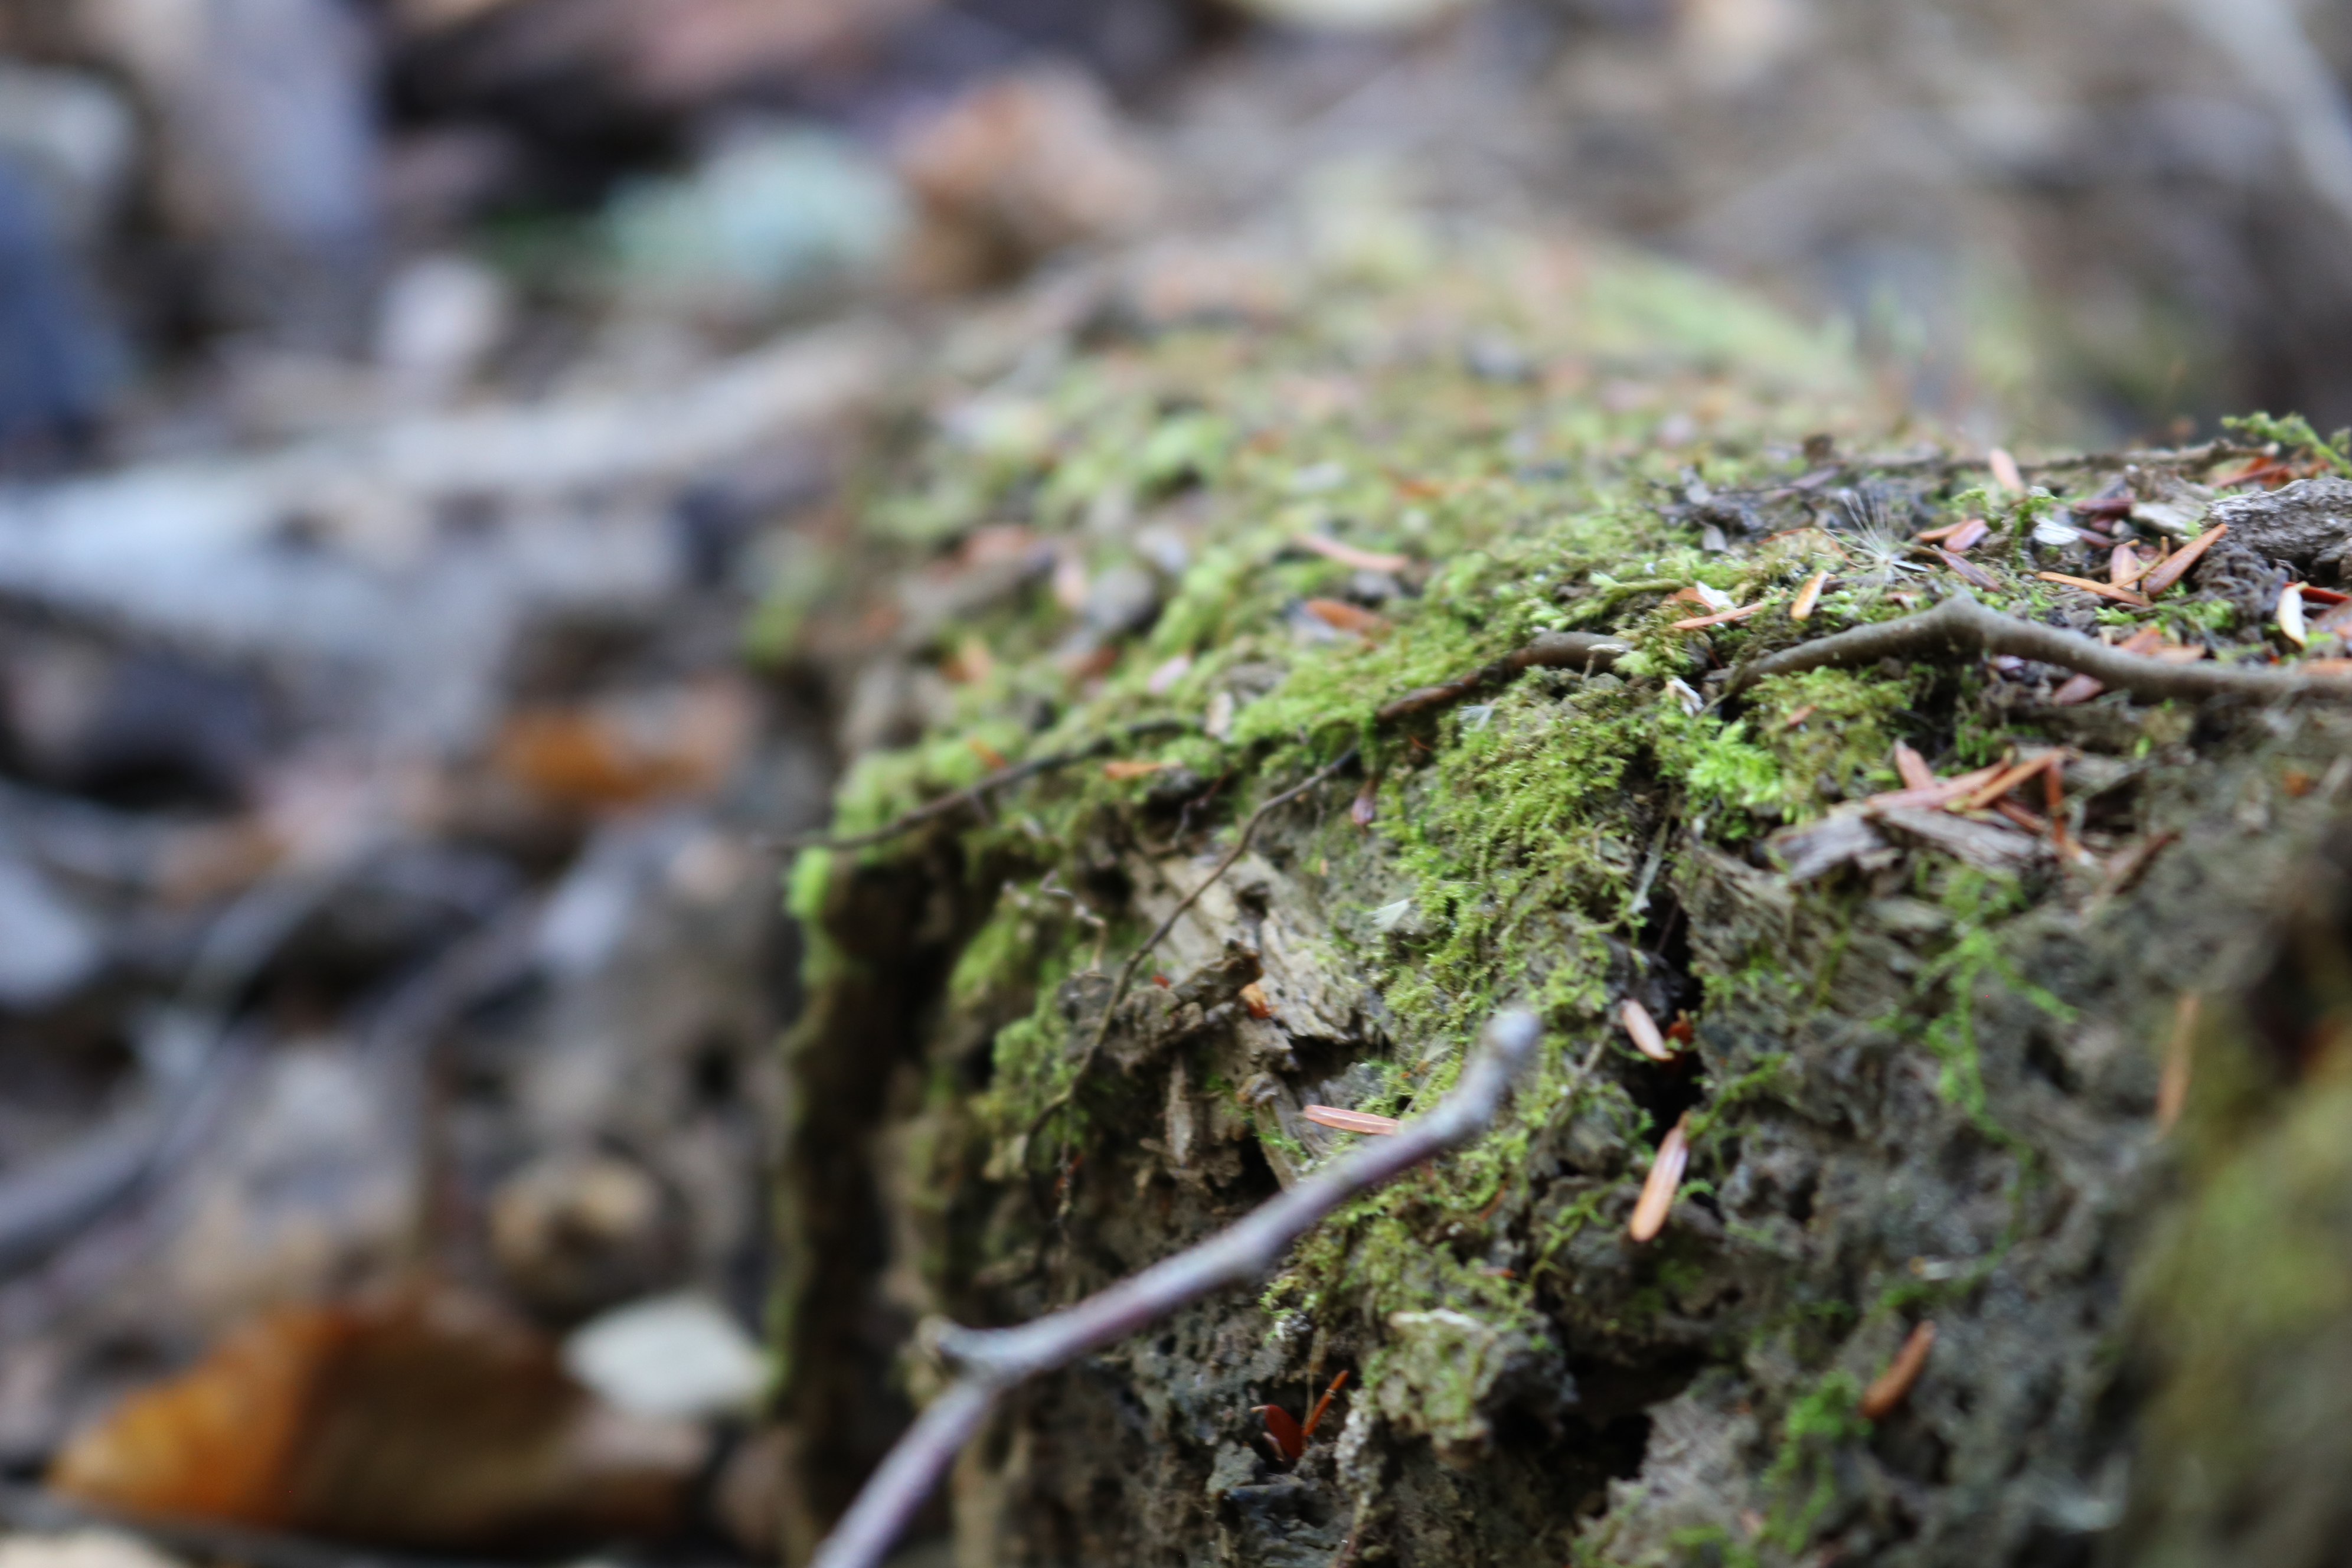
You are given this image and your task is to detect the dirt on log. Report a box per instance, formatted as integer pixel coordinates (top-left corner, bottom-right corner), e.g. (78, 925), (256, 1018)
(763, 204), (2352, 1567)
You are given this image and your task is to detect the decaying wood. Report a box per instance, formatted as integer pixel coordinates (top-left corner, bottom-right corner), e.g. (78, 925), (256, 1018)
(808, 1011), (1542, 1568)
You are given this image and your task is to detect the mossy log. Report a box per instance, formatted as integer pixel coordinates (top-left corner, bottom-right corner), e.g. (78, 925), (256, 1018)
(767, 211), (2352, 1567)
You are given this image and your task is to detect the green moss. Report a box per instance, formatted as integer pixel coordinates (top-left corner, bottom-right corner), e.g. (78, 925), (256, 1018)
(1761, 1370), (1869, 1550)
(2223, 411), (2352, 476)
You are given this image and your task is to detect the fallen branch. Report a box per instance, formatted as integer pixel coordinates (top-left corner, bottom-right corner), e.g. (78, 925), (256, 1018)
(778, 720), (1195, 852)
(1375, 630), (1629, 723)
(1029, 747), (1360, 1146)
(1724, 590), (2352, 703)
(811, 1008), (1544, 1568)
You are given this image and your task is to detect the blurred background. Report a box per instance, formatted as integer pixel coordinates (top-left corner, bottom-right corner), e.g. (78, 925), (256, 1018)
(1, 0), (2350, 1564)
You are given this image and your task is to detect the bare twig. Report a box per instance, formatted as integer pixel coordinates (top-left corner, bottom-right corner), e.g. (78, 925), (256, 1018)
(811, 1009), (1545, 1568)
(777, 720), (1194, 852)
(1375, 631), (1629, 723)
(1027, 747), (1360, 1147)
(1724, 590), (2352, 703)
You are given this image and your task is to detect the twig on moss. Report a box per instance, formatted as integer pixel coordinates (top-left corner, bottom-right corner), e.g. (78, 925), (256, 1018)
(809, 1009), (1544, 1568)
(777, 720), (1195, 852)
(1375, 631), (1630, 724)
(1723, 590), (2352, 703)
(1028, 748), (1360, 1146)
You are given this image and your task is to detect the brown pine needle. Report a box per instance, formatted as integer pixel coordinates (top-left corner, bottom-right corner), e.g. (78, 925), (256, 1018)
(2157, 992), (2200, 1133)
(1301, 1370), (1349, 1440)
(1860, 1322), (1938, 1420)
(1791, 569), (1829, 622)
(1301, 1105), (1402, 1136)
(1619, 999), (1677, 1062)
(2140, 522), (2227, 597)
(1892, 742), (1936, 790)
(2035, 571), (2152, 609)
(1668, 602), (1766, 631)
(1628, 1112), (1691, 1243)
(1295, 534), (1411, 573)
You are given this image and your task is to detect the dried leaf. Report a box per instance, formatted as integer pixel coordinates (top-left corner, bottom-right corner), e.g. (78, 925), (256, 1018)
(1944, 518), (1990, 553)
(49, 1288), (700, 1550)
(1102, 759), (1168, 780)
(1237, 981), (1273, 1020)
(1938, 550), (2000, 590)
(494, 682), (752, 810)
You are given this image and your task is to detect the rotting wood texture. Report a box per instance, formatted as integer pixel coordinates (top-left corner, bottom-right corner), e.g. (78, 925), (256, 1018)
(767, 213), (2352, 1567)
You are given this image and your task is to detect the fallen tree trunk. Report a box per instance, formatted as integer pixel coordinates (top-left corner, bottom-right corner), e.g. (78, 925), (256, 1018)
(767, 211), (2352, 1566)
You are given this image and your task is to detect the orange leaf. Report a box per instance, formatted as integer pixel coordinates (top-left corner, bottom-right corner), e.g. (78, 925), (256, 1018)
(49, 1288), (698, 1550)
(1102, 759), (1169, 780)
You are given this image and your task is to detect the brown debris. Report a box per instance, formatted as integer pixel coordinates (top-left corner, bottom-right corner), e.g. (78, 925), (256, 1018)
(1790, 569), (1828, 622)
(1859, 1321), (1937, 1421)
(2034, 571), (2151, 610)
(1302, 597), (1391, 638)
(48, 1286), (701, 1549)
(2139, 522), (2229, 597)
(1301, 1105), (1402, 1136)
(1294, 534), (1412, 574)
(2156, 992), (2200, 1133)
(1626, 1113), (1690, 1243)
(1667, 601), (1766, 631)
(1619, 998), (1678, 1062)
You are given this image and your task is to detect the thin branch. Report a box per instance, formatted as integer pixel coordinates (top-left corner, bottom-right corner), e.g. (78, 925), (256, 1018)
(776, 720), (1194, 852)
(1724, 590), (2352, 703)
(1375, 631), (1630, 724)
(1028, 747), (1360, 1146)
(811, 1009), (1546, 1568)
